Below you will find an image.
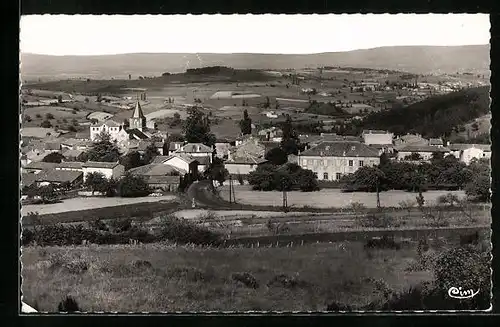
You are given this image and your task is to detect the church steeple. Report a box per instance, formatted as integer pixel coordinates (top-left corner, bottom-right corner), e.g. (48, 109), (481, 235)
(129, 96), (146, 131)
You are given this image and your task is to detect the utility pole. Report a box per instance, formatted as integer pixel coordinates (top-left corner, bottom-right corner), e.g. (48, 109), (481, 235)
(229, 175), (232, 204)
(282, 179), (288, 213)
(232, 176), (236, 204)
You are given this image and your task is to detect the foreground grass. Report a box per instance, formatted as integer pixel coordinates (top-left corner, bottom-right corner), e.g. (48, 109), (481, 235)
(21, 242), (435, 312)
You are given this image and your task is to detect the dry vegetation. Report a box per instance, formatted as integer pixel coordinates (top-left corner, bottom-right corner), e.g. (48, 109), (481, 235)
(21, 241), (437, 312)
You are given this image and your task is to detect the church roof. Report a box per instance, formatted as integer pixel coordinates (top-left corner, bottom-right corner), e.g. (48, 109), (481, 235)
(132, 101), (145, 119)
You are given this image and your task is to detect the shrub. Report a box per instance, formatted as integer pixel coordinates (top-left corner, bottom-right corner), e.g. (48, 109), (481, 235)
(57, 296), (80, 312)
(159, 216), (223, 246)
(267, 274), (310, 289)
(237, 174), (244, 185)
(232, 272), (259, 289)
(40, 120), (52, 128)
(109, 218), (132, 233)
(118, 174), (151, 197)
(45, 113), (55, 120)
(364, 235), (401, 250)
(35, 113), (42, 119)
(358, 213), (396, 228)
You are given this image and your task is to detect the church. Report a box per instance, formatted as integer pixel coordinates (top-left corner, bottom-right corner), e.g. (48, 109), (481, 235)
(89, 100), (151, 142)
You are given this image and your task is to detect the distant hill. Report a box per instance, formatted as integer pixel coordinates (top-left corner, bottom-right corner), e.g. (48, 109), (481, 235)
(20, 45), (490, 80)
(360, 86), (490, 139)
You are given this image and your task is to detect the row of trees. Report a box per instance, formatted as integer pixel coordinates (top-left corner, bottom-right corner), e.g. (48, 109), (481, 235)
(248, 163), (319, 192)
(84, 172), (151, 198)
(342, 153), (490, 202)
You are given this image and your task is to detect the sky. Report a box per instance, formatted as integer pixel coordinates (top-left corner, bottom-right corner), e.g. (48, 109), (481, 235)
(20, 14), (490, 56)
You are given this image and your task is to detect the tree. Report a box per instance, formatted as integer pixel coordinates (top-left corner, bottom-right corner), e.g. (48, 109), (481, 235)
(84, 131), (121, 162)
(265, 147), (288, 166)
(239, 109), (252, 135)
(248, 164), (278, 191)
(24, 115), (32, 122)
(118, 173), (151, 197)
(42, 152), (65, 163)
(123, 119), (129, 129)
(280, 115), (300, 155)
(37, 184), (57, 203)
(183, 107), (216, 147)
(297, 168), (319, 192)
(205, 157), (229, 186)
(57, 95), (63, 103)
(45, 113), (55, 120)
(120, 151), (143, 171)
(84, 172), (108, 195)
(142, 143), (159, 164)
(465, 172), (490, 202)
(40, 120), (52, 128)
(264, 96), (271, 109)
(344, 166), (387, 192)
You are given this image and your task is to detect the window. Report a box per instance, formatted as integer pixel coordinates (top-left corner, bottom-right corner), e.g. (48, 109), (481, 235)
(348, 160), (353, 167)
(313, 172), (318, 178)
(313, 160), (317, 165)
(323, 159), (328, 166)
(302, 159), (307, 166)
(323, 172), (329, 180)
(336, 173), (342, 180)
(359, 160), (364, 167)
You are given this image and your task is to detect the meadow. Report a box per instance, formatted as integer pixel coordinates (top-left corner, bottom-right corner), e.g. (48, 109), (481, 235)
(219, 186), (467, 208)
(21, 241), (436, 312)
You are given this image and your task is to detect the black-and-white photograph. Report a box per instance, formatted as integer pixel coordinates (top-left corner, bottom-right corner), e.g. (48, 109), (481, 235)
(20, 14), (491, 313)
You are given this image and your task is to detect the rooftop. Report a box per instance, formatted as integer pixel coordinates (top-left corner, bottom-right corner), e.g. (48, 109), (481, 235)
(129, 163), (185, 176)
(127, 128), (150, 140)
(177, 143), (213, 153)
(24, 161), (60, 170)
(57, 161), (84, 169)
(397, 145), (450, 153)
(62, 149), (84, 158)
(448, 143), (491, 152)
(36, 169), (83, 183)
(300, 141), (380, 158)
(82, 161), (121, 169)
(132, 101), (146, 119)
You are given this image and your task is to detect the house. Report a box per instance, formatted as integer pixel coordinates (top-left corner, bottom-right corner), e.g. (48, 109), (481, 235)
(225, 155), (268, 176)
(81, 161), (125, 181)
(151, 154), (201, 175)
(362, 130), (394, 145)
(215, 142), (232, 159)
(396, 145), (451, 161)
(75, 130), (91, 140)
(448, 144), (491, 164)
(258, 127), (283, 142)
(35, 169), (84, 187)
(22, 161), (60, 174)
(137, 141), (165, 155)
(55, 161), (84, 172)
(394, 133), (428, 150)
(60, 138), (90, 151)
(62, 149), (85, 161)
(429, 138), (444, 147)
(90, 120), (129, 142)
(174, 143), (213, 165)
(229, 136), (266, 161)
(166, 142), (184, 155)
(298, 141), (381, 181)
(44, 142), (62, 152)
(128, 164), (182, 192)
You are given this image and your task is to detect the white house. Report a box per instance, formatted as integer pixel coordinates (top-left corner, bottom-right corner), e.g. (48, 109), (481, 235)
(448, 144), (491, 165)
(298, 141), (381, 181)
(81, 161), (125, 181)
(151, 154), (205, 173)
(225, 156), (268, 176)
(174, 143), (213, 165)
(396, 145), (451, 161)
(89, 120), (128, 142)
(362, 130), (394, 146)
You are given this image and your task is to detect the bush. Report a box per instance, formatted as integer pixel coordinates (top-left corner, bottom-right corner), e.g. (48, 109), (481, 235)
(159, 216), (223, 246)
(267, 274), (310, 289)
(109, 218), (132, 233)
(358, 213), (396, 228)
(40, 120), (52, 128)
(45, 113), (55, 120)
(118, 174), (151, 197)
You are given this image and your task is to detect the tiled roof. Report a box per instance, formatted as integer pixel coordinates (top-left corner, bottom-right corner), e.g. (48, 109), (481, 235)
(127, 128), (150, 140)
(75, 131), (90, 140)
(61, 138), (84, 146)
(397, 145), (450, 153)
(129, 163), (184, 176)
(45, 142), (61, 150)
(36, 169), (83, 183)
(362, 130), (391, 134)
(24, 162), (59, 170)
(94, 120), (121, 128)
(57, 161), (84, 169)
(300, 141), (380, 158)
(21, 173), (38, 187)
(178, 143), (212, 153)
(429, 138), (444, 145)
(151, 154), (197, 165)
(448, 143), (491, 152)
(147, 175), (181, 185)
(82, 161), (120, 169)
(227, 156), (268, 165)
(62, 149), (84, 158)
(137, 141), (164, 151)
(168, 142), (185, 151)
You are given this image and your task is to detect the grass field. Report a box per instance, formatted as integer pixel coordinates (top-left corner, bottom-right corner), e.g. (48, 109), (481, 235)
(219, 186), (466, 208)
(22, 195), (177, 216)
(21, 242), (436, 312)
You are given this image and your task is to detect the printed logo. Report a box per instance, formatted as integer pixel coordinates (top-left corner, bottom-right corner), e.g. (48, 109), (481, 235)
(447, 287), (480, 300)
